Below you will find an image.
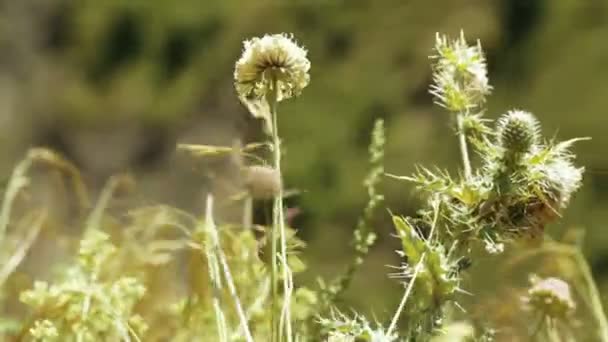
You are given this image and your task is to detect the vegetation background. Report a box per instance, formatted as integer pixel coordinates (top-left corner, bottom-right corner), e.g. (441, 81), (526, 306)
(1, 0), (607, 323)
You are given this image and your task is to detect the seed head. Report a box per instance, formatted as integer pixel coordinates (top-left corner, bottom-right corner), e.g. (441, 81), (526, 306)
(234, 34), (310, 102)
(524, 277), (575, 320)
(497, 110), (540, 155)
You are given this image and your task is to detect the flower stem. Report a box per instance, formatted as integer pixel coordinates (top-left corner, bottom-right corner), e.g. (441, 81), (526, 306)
(572, 250), (608, 341)
(267, 79), (280, 342)
(456, 113), (472, 181)
(387, 254), (426, 337)
(268, 77), (293, 342)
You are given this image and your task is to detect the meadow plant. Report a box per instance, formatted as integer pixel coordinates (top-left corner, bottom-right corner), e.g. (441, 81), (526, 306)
(0, 31), (606, 342)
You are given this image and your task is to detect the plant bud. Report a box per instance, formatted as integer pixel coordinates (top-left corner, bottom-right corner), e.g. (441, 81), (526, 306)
(497, 110), (540, 155)
(244, 165), (282, 200)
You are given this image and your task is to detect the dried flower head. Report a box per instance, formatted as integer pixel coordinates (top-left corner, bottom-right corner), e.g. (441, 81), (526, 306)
(524, 277), (575, 320)
(234, 34), (310, 102)
(497, 110), (540, 155)
(430, 31), (491, 113)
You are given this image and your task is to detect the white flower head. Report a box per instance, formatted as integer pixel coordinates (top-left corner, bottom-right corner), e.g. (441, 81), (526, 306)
(544, 158), (584, 208)
(430, 31), (491, 113)
(524, 277), (575, 320)
(234, 33), (310, 102)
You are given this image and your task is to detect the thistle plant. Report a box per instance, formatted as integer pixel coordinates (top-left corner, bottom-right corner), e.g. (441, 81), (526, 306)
(382, 31), (603, 340)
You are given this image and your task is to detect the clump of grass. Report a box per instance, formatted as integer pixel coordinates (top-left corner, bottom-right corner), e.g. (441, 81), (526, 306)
(0, 31), (605, 342)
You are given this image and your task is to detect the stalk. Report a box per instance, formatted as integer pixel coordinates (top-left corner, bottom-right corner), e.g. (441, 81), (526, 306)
(201, 196), (229, 342)
(272, 78), (293, 342)
(206, 195), (254, 342)
(456, 113), (472, 181)
(573, 250), (608, 341)
(387, 254), (425, 337)
(267, 76), (293, 342)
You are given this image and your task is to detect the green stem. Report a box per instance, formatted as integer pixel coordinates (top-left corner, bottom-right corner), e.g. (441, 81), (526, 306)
(268, 76), (293, 342)
(268, 80), (280, 342)
(387, 253), (426, 337)
(456, 113), (472, 181)
(271, 82), (293, 342)
(206, 194), (254, 342)
(573, 250), (608, 341)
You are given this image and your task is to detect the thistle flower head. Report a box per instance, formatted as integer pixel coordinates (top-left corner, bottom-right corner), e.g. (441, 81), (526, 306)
(430, 31), (491, 113)
(234, 34), (310, 102)
(497, 110), (540, 155)
(524, 277), (575, 320)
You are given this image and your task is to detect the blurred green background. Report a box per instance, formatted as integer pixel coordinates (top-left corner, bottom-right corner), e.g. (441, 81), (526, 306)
(1, 0), (608, 319)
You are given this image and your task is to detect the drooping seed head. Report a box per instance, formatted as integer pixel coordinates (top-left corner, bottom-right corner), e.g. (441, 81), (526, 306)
(244, 165), (282, 200)
(497, 110), (540, 155)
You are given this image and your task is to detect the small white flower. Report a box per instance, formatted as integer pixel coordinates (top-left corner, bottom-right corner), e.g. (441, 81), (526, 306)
(234, 33), (310, 102)
(524, 277), (575, 320)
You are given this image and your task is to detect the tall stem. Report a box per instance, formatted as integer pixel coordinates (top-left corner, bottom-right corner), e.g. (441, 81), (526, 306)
(267, 77), (293, 342)
(270, 79), (293, 342)
(206, 195), (254, 342)
(456, 113), (472, 181)
(267, 80), (280, 342)
(387, 254), (426, 337)
(573, 250), (608, 341)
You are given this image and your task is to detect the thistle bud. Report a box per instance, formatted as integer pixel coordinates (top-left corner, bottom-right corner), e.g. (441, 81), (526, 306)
(524, 277), (575, 320)
(243, 165), (282, 200)
(497, 110), (540, 155)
